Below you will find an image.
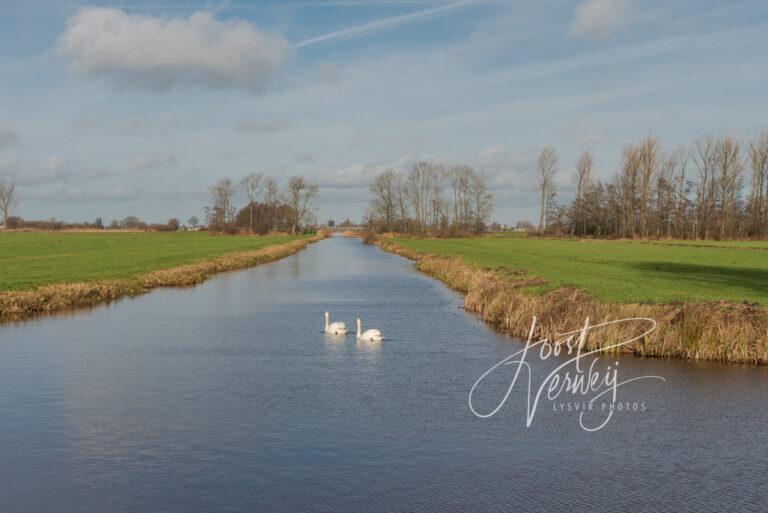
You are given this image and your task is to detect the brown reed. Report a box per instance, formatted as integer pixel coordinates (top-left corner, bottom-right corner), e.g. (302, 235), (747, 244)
(378, 239), (768, 365)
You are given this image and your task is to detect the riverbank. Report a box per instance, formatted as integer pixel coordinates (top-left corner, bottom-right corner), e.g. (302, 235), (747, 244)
(377, 237), (768, 365)
(0, 232), (325, 321)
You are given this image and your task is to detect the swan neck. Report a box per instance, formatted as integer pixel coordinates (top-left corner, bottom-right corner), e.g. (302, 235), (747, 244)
(324, 312), (329, 330)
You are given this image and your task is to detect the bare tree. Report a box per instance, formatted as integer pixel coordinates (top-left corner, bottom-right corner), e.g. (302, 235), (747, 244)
(187, 216), (199, 230)
(0, 180), (19, 227)
(263, 176), (280, 207)
(694, 137), (717, 239)
(637, 136), (661, 237)
(447, 165), (473, 230)
(748, 130), (768, 236)
(469, 172), (493, 232)
(285, 175), (319, 235)
(617, 144), (641, 237)
(262, 176), (281, 233)
(537, 147), (558, 232)
(572, 150), (593, 236)
(205, 178), (236, 230)
(715, 135), (742, 239)
(240, 172), (263, 234)
(395, 173), (408, 232)
(369, 169), (399, 228)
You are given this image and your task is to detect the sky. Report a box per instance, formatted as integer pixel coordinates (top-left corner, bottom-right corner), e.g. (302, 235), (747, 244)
(1, 0), (767, 226)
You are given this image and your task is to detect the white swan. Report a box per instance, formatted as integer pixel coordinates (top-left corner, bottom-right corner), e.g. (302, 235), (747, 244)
(356, 318), (383, 341)
(324, 311), (347, 335)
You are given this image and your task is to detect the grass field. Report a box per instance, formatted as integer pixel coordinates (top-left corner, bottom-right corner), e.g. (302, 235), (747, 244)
(0, 231), (304, 291)
(392, 234), (768, 305)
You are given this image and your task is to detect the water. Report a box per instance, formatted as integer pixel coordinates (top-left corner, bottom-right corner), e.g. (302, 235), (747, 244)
(1, 236), (766, 512)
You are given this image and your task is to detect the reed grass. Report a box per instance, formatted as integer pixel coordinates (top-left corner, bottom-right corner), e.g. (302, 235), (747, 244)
(379, 239), (768, 365)
(0, 234), (324, 322)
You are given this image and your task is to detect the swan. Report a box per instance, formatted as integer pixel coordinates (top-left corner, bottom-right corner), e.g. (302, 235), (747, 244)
(356, 318), (383, 341)
(324, 311), (347, 335)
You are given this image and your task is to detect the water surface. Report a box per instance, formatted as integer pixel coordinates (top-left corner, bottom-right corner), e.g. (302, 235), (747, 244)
(1, 236), (766, 512)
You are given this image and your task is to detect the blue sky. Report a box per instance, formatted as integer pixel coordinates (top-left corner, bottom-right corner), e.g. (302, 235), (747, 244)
(1, 0), (767, 225)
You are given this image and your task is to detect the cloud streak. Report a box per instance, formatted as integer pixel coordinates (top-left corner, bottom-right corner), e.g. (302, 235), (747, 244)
(292, 0), (484, 48)
(494, 23), (768, 84)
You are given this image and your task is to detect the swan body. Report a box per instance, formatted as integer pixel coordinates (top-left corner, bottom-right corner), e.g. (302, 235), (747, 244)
(324, 311), (347, 335)
(356, 318), (383, 341)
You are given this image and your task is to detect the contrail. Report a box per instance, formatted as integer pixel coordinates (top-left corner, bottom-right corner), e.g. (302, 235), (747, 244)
(292, 0), (484, 49)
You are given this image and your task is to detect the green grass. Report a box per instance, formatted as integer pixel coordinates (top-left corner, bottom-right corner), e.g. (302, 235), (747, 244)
(392, 233), (768, 305)
(0, 231), (303, 291)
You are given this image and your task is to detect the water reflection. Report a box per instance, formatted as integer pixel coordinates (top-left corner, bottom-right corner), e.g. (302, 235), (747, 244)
(355, 338), (382, 354)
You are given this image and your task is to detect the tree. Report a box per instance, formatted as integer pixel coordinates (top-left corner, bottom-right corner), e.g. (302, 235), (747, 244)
(748, 131), (768, 236)
(121, 215), (143, 229)
(262, 176), (280, 232)
(369, 169), (399, 229)
(240, 172), (263, 234)
(694, 137), (717, 239)
(364, 163), (494, 235)
(406, 161), (443, 232)
(572, 151), (593, 236)
(0, 180), (19, 227)
(167, 218), (180, 231)
(188, 216), (199, 230)
(205, 178), (236, 230)
(714, 135), (742, 240)
(468, 172), (493, 232)
(537, 147), (558, 232)
(263, 176), (280, 207)
(447, 165), (473, 230)
(285, 175), (319, 235)
(637, 136), (661, 237)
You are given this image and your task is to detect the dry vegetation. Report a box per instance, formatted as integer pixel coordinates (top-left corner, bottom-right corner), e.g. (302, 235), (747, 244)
(0, 234), (325, 322)
(379, 239), (768, 365)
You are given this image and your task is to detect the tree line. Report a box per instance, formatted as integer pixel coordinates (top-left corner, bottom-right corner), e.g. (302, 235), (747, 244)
(0, 172), (320, 236)
(536, 131), (768, 239)
(205, 173), (318, 235)
(366, 162), (494, 234)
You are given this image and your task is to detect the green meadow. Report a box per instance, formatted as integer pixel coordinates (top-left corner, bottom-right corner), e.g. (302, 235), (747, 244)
(0, 231), (302, 291)
(392, 234), (768, 305)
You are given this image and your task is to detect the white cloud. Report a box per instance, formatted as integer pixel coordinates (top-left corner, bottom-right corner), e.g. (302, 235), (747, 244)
(570, 0), (632, 39)
(58, 8), (289, 93)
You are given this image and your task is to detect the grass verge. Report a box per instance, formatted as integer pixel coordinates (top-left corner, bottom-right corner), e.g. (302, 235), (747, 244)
(0, 233), (324, 322)
(378, 238), (768, 365)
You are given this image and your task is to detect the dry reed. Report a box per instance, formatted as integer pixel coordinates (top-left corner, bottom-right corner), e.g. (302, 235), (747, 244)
(378, 239), (768, 365)
(0, 234), (325, 322)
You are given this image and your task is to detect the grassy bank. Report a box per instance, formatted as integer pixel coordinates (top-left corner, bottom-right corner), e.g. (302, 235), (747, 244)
(390, 233), (768, 305)
(379, 235), (768, 364)
(0, 231), (323, 321)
